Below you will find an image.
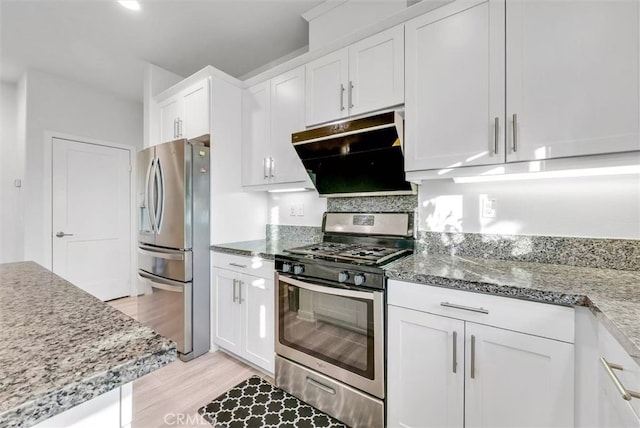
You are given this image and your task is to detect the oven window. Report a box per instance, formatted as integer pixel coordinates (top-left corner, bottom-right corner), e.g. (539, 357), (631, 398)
(278, 280), (375, 379)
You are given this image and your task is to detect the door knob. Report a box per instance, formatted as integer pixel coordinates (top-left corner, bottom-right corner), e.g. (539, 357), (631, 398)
(55, 231), (74, 238)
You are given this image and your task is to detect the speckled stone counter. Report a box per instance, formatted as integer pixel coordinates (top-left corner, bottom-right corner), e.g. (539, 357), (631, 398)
(0, 262), (177, 428)
(211, 238), (316, 260)
(385, 254), (640, 363)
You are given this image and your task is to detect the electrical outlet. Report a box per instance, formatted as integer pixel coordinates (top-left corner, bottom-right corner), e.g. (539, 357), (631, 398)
(290, 203), (304, 216)
(482, 198), (497, 218)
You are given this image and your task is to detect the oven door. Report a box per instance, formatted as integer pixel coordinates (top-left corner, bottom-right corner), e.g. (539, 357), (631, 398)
(275, 273), (384, 399)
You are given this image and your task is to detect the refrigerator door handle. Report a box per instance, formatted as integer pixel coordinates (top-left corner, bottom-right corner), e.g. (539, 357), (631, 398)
(145, 157), (156, 232)
(148, 158), (158, 232)
(139, 270), (186, 292)
(155, 158), (165, 232)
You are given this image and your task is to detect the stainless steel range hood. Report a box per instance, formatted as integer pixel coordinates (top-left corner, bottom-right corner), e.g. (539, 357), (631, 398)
(292, 111), (416, 197)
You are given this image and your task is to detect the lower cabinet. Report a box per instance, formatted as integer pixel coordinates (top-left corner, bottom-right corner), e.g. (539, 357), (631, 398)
(387, 280), (575, 428)
(211, 256), (275, 374)
(598, 322), (640, 427)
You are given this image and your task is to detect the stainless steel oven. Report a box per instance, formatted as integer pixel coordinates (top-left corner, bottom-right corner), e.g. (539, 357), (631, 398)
(276, 274), (384, 397)
(274, 211), (415, 428)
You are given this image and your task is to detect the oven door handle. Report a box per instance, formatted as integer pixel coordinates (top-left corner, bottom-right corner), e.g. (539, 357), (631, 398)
(278, 274), (375, 301)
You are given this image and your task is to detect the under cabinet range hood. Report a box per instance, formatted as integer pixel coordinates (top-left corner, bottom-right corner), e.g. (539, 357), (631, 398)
(292, 111), (416, 197)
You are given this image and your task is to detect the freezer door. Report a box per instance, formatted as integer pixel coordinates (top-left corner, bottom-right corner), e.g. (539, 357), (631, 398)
(138, 270), (192, 355)
(137, 147), (155, 245)
(154, 140), (189, 249)
(138, 245), (192, 282)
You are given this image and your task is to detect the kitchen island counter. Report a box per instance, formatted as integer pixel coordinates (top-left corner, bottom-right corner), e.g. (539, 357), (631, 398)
(0, 261), (176, 428)
(385, 253), (640, 364)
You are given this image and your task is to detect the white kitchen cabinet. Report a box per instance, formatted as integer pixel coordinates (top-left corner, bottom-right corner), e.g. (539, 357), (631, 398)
(211, 253), (275, 374)
(464, 323), (574, 428)
(387, 306), (464, 428)
(305, 25), (404, 126)
(506, 0), (640, 162)
(405, 0), (640, 173)
(242, 66), (308, 188)
(387, 280), (575, 428)
(158, 78), (211, 143)
(598, 322), (640, 427)
(405, 0), (505, 171)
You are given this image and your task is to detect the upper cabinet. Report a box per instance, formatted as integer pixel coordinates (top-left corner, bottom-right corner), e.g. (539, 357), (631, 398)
(158, 78), (211, 144)
(242, 66), (308, 188)
(305, 25), (405, 126)
(506, 0), (640, 162)
(405, 0), (640, 173)
(405, 0), (505, 171)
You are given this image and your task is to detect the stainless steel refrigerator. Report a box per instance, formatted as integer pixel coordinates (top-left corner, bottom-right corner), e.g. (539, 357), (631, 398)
(136, 138), (210, 361)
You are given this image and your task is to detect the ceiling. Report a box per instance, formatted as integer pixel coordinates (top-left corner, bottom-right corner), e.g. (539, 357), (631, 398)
(0, 0), (323, 101)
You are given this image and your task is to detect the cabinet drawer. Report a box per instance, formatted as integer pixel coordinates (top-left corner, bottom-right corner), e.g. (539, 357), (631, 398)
(388, 280), (574, 343)
(211, 251), (275, 279)
(599, 323), (640, 420)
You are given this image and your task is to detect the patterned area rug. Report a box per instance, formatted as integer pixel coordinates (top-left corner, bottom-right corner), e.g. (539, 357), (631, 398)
(198, 376), (348, 428)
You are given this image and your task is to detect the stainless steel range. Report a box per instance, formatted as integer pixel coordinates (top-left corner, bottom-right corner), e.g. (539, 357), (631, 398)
(275, 212), (414, 428)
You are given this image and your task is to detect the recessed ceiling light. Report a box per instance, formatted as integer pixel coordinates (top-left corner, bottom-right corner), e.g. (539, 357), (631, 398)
(118, 1), (141, 11)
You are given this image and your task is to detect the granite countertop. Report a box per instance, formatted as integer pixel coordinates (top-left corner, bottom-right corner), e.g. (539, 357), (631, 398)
(385, 253), (640, 363)
(0, 262), (177, 428)
(210, 239), (315, 260)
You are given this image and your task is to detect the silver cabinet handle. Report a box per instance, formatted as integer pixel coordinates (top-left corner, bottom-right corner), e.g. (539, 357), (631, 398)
(470, 334), (476, 379)
(340, 84), (345, 111)
(512, 113), (518, 153)
(178, 118), (183, 137)
(348, 81), (354, 109)
(55, 231), (74, 238)
(440, 302), (489, 315)
(269, 157), (275, 178)
(601, 357), (640, 401)
(238, 280), (243, 303)
(173, 119), (177, 139)
(306, 376), (336, 395)
(494, 117), (500, 155)
(232, 279), (238, 303)
(452, 331), (458, 374)
(263, 157), (269, 179)
(229, 263), (247, 268)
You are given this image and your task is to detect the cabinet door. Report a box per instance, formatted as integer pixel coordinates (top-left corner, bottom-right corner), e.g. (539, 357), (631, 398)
(387, 306), (464, 428)
(182, 79), (210, 140)
(159, 96), (180, 144)
(305, 48), (349, 126)
(211, 268), (242, 355)
(465, 323), (574, 428)
(241, 81), (271, 186)
(348, 25), (404, 117)
(506, 0), (640, 162)
(241, 273), (274, 373)
(405, 0), (505, 172)
(270, 66), (308, 184)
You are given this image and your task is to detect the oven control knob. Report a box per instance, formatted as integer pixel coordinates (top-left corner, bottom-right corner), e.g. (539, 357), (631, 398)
(282, 262), (292, 273)
(354, 273), (366, 286)
(338, 271), (349, 283)
(293, 264), (304, 275)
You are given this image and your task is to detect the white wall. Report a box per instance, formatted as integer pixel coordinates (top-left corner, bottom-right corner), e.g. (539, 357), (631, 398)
(22, 70), (143, 266)
(0, 82), (25, 263)
(419, 175), (640, 239)
(306, 1), (406, 50)
(267, 191), (327, 227)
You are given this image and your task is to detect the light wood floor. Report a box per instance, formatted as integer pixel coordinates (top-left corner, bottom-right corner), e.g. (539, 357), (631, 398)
(108, 296), (267, 428)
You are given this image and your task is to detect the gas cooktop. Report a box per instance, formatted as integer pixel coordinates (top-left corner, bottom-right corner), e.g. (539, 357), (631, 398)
(284, 242), (411, 266)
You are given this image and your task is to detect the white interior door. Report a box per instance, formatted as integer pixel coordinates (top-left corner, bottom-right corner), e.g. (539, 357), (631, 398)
(52, 137), (131, 301)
